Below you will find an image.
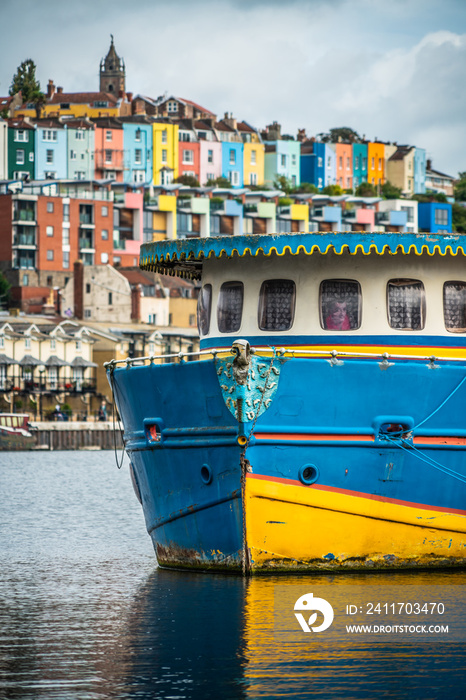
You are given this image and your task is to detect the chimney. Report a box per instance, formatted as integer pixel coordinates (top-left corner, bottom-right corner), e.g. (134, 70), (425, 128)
(131, 284), (142, 321)
(223, 112), (237, 130)
(126, 92), (133, 102)
(426, 159), (432, 171)
(74, 260), (84, 320)
(47, 80), (56, 98)
(56, 86), (63, 95)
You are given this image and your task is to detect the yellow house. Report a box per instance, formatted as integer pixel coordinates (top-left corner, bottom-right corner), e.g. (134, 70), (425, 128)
(238, 121), (264, 187)
(145, 193), (177, 240)
(153, 121), (179, 185)
(15, 84), (130, 120)
(367, 142), (385, 189)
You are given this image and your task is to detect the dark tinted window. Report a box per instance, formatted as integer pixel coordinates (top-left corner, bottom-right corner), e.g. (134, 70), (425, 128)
(218, 282), (243, 333)
(258, 279), (296, 331)
(444, 281), (466, 333)
(197, 284), (212, 336)
(387, 279), (425, 330)
(320, 279), (361, 330)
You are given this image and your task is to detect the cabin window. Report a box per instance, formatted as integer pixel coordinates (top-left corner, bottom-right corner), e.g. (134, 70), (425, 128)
(218, 282), (243, 333)
(387, 279), (425, 330)
(258, 279), (296, 331)
(197, 284), (212, 336)
(443, 281), (466, 333)
(320, 280), (361, 331)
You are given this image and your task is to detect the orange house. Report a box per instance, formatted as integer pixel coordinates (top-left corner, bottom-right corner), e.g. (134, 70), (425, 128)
(334, 143), (353, 190)
(178, 142), (201, 182)
(367, 142), (385, 190)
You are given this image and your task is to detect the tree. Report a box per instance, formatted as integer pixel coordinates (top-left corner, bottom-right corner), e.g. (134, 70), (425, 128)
(322, 184), (344, 196)
(294, 182), (318, 194)
(319, 127), (362, 144)
(381, 181), (403, 199)
(454, 172), (466, 202)
(273, 175), (293, 194)
(0, 272), (11, 310)
(355, 182), (377, 197)
(174, 174), (200, 187)
(452, 203), (466, 233)
(9, 59), (46, 117)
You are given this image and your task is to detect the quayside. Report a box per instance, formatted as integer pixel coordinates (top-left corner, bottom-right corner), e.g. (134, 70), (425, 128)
(107, 232), (466, 574)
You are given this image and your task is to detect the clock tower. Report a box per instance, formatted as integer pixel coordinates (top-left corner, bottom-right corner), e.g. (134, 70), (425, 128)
(100, 35), (125, 95)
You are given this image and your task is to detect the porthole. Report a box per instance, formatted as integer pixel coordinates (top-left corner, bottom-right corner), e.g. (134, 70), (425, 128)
(200, 464), (213, 485)
(299, 464), (319, 485)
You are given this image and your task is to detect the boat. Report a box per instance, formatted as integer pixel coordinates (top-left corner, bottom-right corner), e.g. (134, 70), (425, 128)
(106, 231), (466, 573)
(0, 413), (36, 450)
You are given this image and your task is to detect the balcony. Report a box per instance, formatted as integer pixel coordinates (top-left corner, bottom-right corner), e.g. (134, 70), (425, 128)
(79, 236), (94, 250)
(13, 232), (36, 247)
(13, 208), (36, 223)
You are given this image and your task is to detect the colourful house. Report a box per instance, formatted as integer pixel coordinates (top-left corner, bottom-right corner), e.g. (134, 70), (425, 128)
(120, 117), (153, 186)
(334, 143), (353, 190)
(66, 119), (95, 181)
(418, 202), (452, 234)
(93, 117), (124, 182)
(152, 120), (179, 186)
(264, 140), (300, 188)
(367, 141), (385, 190)
(7, 118), (35, 180)
(238, 121), (264, 187)
(15, 81), (130, 120)
(34, 119), (67, 180)
(352, 143), (368, 189)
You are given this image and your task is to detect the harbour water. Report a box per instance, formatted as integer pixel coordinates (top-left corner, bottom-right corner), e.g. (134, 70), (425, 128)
(1, 451), (465, 699)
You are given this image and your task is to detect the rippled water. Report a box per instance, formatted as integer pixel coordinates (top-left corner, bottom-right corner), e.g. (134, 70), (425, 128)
(0, 451), (465, 699)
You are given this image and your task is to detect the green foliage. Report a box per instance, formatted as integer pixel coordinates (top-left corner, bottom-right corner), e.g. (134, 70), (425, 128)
(454, 173), (466, 202)
(9, 59), (46, 116)
(452, 203), (466, 233)
(412, 192), (448, 203)
(174, 174), (200, 187)
(381, 181), (403, 199)
(319, 127), (362, 144)
(0, 272), (11, 309)
(322, 184), (344, 196)
(294, 182), (318, 194)
(273, 175), (293, 194)
(355, 182), (377, 197)
(204, 176), (231, 188)
(278, 197), (293, 206)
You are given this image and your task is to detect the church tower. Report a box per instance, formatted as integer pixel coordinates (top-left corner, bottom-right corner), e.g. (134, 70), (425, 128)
(99, 35), (125, 95)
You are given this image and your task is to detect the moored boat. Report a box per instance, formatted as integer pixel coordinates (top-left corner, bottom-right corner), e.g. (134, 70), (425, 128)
(0, 413), (36, 450)
(107, 231), (466, 573)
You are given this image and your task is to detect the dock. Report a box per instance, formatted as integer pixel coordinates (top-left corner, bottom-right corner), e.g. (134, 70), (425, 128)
(31, 421), (124, 450)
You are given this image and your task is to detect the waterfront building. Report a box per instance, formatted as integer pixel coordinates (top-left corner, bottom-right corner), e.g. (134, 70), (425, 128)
(176, 192), (210, 238)
(238, 121), (264, 187)
(215, 115), (244, 188)
(352, 143), (368, 189)
(93, 117), (124, 182)
(120, 116), (153, 185)
(209, 194), (244, 235)
(305, 194), (343, 231)
(242, 190), (278, 234)
(16, 82), (130, 120)
(367, 141), (385, 190)
(144, 188), (178, 241)
(334, 142), (353, 190)
(152, 120), (179, 186)
(342, 196), (381, 231)
(178, 121), (200, 182)
(7, 118), (35, 180)
(195, 120), (222, 186)
(377, 198), (415, 233)
(33, 119), (68, 181)
(425, 160), (456, 197)
(65, 119), (95, 181)
(111, 186), (144, 266)
(263, 127), (301, 188)
(299, 141), (336, 190)
(418, 202), (452, 233)
(150, 95), (216, 122)
(0, 119), (8, 180)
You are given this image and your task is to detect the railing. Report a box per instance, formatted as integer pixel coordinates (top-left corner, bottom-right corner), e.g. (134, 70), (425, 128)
(3, 378), (97, 394)
(13, 233), (36, 246)
(79, 237), (94, 249)
(14, 209), (35, 222)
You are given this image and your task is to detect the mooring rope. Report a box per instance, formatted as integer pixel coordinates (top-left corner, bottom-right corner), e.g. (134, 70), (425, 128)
(385, 435), (466, 485)
(109, 368), (126, 470)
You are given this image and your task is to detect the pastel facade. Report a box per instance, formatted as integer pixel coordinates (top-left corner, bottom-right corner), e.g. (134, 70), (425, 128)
(66, 120), (95, 181)
(179, 141), (200, 182)
(386, 146), (415, 195)
(418, 202), (452, 234)
(121, 120), (153, 185)
(414, 148), (426, 194)
(7, 119), (35, 180)
(352, 143), (368, 188)
(264, 141), (301, 188)
(35, 120), (67, 180)
(199, 140), (222, 185)
(367, 142), (385, 189)
(153, 121), (179, 186)
(221, 141), (243, 188)
(94, 118), (124, 182)
(334, 143), (353, 190)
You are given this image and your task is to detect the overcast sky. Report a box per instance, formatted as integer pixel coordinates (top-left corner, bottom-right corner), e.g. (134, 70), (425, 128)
(1, 0), (465, 177)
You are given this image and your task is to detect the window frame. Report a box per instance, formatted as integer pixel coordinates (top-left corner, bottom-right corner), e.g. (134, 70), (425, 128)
(319, 279), (362, 331)
(386, 278), (425, 331)
(258, 279), (296, 332)
(217, 281), (244, 334)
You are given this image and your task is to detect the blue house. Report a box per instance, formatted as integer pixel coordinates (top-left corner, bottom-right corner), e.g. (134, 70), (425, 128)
(121, 118), (153, 185)
(414, 148), (426, 194)
(221, 142), (243, 188)
(353, 143), (368, 189)
(34, 120), (67, 180)
(418, 202), (452, 233)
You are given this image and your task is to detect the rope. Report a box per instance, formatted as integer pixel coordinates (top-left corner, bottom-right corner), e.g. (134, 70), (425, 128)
(109, 368), (126, 470)
(384, 435), (466, 485)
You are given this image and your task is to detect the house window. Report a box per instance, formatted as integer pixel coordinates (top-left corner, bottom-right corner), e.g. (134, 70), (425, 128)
(218, 282), (243, 333)
(355, 156), (359, 170)
(63, 251), (69, 268)
(135, 149), (142, 165)
(378, 158), (382, 171)
(162, 129), (168, 143)
(102, 205), (108, 217)
(362, 158), (367, 170)
(84, 309), (91, 319)
(401, 206), (414, 223)
(207, 149), (213, 163)
(29, 153), (34, 162)
(108, 292), (113, 305)
(339, 157), (343, 168)
(25, 337), (31, 350)
(250, 172), (257, 185)
(292, 154), (297, 166)
(435, 208), (448, 225)
(94, 101), (108, 108)
(197, 284), (212, 336)
(371, 157), (375, 169)
(387, 279), (425, 331)
(70, 150), (77, 160)
(183, 150), (193, 164)
(317, 157), (323, 168)
(75, 340), (82, 351)
(0, 336), (4, 349)
(229, 171), (239, 186)
(444, 282), (466, 333)
(105, 130), (112, 141)
(50, 338), (56, 350)
(16, 150), (25, 165)
(42, 130), (57, 141)
(101, 229), (108, 240)
(63, 203), (70, 222)
(47, 202), (54, 213)
(281, 155), (286, 168)
(46, 150), (54, 164)
(327, 157), (331, 167)
(167, 101), (178, 113)
(135, 129), (142, 142)
(161, 149), (167, 163)
(46, 226), (54, 237)
(229, 149), (236, 165)
(47, 250), (54, 261)
(101, 252), (109, 263)
(86, 283), (91, 293)
(258, 279), (296, 331)
(105, 150), (113, 164)
(320, 279), (361, 331)
(250, 150), (256, 165)
(14, 130), (28, 142)
(75, 131), (85, 140)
